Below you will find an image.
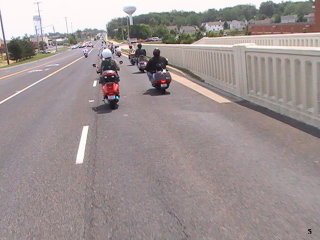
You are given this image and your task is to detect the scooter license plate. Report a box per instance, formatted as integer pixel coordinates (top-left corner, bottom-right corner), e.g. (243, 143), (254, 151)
(107, 95), (116, 100)
(160, 84), (167, 87)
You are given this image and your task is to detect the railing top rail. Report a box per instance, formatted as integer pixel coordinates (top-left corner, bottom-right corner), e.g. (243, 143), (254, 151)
(198, 32), (320, 40)
(144, 44), (233, 50)
(244, 45), (320, 55)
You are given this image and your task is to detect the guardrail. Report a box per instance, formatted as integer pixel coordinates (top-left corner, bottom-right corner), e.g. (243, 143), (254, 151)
(193, 33), (320, 47)
(142, 44), (320, 128)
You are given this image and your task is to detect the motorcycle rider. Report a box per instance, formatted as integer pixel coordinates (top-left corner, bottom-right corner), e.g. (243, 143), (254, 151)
(146, 48), (168, 83)
(99, 48), (120, 84)
(128, 45), (136, 64)
(134, 43), (146, 58)
(114, 45), (122, 56)
(82, 47), (89, 57)
(128, 45), (135, 56)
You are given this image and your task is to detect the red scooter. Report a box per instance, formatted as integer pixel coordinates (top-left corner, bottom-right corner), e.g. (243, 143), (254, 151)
(100, 70), (120, 109)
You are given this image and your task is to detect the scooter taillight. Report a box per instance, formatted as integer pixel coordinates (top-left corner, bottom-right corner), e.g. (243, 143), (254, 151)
(160, 80), (167, 84)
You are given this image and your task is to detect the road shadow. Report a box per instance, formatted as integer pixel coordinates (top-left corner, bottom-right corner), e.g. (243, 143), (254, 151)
(132, 71), (146, 74)
(236, 100), (320, 138)
(143, 88), (171, 96)
(92, 104), (114, 114)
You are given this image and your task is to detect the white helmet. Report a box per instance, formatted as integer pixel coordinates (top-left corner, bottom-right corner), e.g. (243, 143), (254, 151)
(101, 49), (112, 58)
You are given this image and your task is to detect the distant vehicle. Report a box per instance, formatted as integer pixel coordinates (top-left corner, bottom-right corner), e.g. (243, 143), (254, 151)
(87, 43), (94, 47)
(145, 37), (161, 42)
(39, 49), (51, 54)
(128, 38), (137, 44)
(71, 45), (79, 49)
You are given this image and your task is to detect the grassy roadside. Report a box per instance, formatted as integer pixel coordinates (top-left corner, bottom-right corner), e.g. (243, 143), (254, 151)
(0, 46), (70, 69)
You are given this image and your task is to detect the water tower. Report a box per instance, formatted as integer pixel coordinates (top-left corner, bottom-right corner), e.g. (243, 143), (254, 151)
(123, 6), (136, 25)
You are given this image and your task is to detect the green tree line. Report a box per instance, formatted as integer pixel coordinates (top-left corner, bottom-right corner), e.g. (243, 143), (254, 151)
(107, 0), (313, 40)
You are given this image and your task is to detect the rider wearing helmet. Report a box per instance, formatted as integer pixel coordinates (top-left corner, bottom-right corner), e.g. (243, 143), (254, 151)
(146, 48), (168, 83)
(146, 48), (168, 72)
(128, 45), (135, 55)
(134, 43), (146, 58)
(99, 49), (120, 83)
(128, 45), (136, 61)
(100, 49), (120, 71)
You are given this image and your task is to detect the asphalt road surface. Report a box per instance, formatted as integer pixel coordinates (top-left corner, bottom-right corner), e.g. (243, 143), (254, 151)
(0, 42), (319, 240)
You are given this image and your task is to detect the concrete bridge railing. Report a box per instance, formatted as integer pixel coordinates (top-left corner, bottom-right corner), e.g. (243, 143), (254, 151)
(193, 33), (320, 47)
(143, 43), (320, 129)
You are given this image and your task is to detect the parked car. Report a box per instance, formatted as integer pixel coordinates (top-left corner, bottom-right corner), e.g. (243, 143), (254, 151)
(86, 41), (94, 47)
(145, 37), (161, 42)
(128, 38), (137, 44)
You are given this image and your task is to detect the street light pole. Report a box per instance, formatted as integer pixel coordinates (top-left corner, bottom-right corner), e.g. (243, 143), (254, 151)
(35, 2), (44, 43)
(52, 26), (58, 52)
(127, 16), (130, 42)
(65, 17), (69, 34)
(0, 9), (10, 65)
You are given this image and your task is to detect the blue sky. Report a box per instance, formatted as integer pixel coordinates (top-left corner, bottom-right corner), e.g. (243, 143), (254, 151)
(1, 0), (305, 39)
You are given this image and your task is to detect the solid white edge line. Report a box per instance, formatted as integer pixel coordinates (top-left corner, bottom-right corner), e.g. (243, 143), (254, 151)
(93, 80), (97, 87)
(76, 126), (89, 164)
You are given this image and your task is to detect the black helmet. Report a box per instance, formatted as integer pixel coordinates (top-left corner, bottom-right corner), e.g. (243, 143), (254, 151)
(153, 48), (160, 57)
(137, 43), (142, 49)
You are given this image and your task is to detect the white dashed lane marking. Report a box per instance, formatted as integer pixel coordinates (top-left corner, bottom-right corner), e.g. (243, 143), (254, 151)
(76, 126), (89, 165)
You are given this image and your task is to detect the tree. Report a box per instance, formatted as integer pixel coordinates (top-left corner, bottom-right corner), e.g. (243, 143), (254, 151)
(68, 34), (77, 45)
(8, 38), (22, 62)
(283, 1), (312, 16)
(153, 25), (169, 38)
(195, 31), (203, 41)
(202, 9), (219, 22)
(259, 1), (276, 17)
(162, 34), (178, 44)
(223, 21), (229, 29)
(39, 41), (47, 51)
(273, 14), (281, 23)
(21, 37), (35, 58)
(130, 24), (152, 39)
(186, 13), (201, 27)
(179, 33), (194, 44)
(149, 17), (157, 26)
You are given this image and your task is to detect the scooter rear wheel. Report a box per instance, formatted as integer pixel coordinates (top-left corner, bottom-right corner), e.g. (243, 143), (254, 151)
(109, 101), (118, 109)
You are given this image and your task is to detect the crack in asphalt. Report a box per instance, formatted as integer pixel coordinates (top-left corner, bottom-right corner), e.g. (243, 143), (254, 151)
(167, 210), (190, 240)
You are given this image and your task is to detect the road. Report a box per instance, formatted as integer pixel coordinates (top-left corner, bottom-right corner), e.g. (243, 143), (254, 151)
(0, 43), (319, 240)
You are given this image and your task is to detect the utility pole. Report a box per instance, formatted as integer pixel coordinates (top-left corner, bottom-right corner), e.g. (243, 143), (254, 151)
(0, 9), (10, 65)
(52, 26), (57, 52)
(127, 16), (130, 41)
(34, 2), (44, 43)
(34, 25), (39, 49)
(65, 17), (69, 34)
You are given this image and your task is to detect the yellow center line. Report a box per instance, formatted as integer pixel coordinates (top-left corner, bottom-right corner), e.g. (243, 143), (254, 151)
(0, 54), (76, 80)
